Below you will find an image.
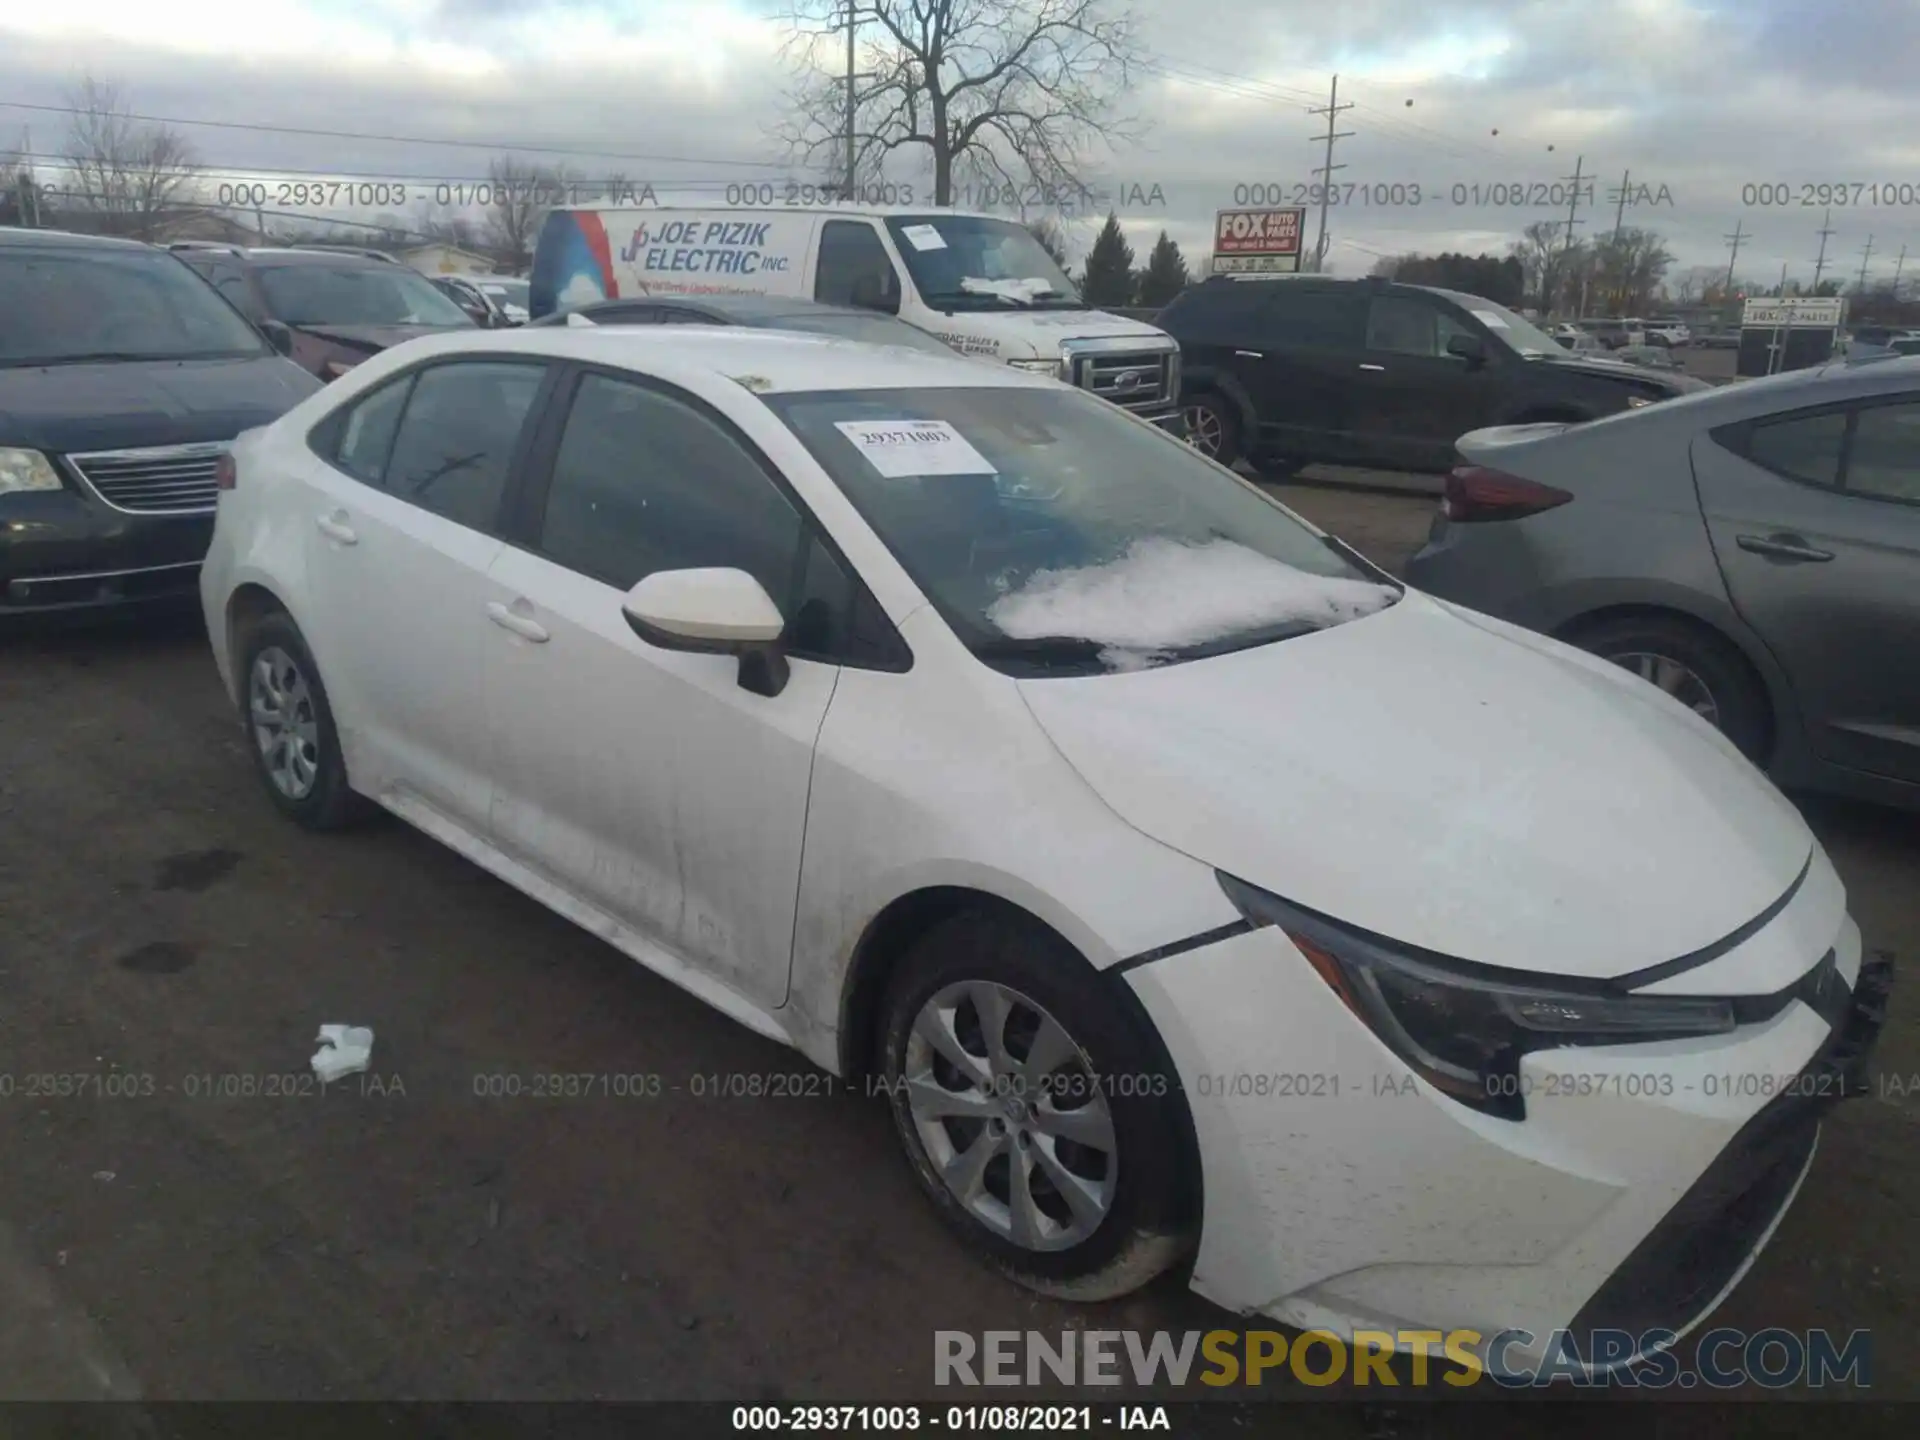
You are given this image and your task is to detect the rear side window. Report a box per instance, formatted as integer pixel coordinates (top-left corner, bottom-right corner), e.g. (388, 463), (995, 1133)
(1844, 401), (1920, 502)
(1741, 410), (1848, 487)
(383, 361), (546, 531)
(1258, 287), (1365, 349)
(327, 375), (416, 486)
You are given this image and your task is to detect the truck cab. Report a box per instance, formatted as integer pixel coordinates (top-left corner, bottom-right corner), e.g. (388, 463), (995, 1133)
(530, 205), (1181, 429)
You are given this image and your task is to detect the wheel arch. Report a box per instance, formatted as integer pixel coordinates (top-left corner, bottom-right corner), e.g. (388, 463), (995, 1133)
(1552, 601), (1783, 763)
(223, 581), (296, 701)
(835, 883), (1205, 1230)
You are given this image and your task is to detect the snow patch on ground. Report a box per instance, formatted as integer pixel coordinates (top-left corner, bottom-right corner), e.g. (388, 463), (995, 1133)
(987, 537), (1398, 659)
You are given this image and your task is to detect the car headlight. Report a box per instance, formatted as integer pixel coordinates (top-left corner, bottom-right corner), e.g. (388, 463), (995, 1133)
(1217, 873), (1735, 1120)
(0, 448), (64, 494)
(1007, 357), (1063, 375)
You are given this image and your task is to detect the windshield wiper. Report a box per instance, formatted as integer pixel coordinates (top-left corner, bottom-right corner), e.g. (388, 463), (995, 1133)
(973, 634), (1109, 670)
(3, 351), (186, 367)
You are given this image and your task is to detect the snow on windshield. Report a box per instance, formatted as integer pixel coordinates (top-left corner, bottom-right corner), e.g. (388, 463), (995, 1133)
(986, 537), (1399, 667)
(960, 277), (1058, 305)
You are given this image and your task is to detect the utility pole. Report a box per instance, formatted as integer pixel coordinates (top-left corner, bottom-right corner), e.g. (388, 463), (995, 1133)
(1777, 260), (1789, 296)
(1855, 234), (1875, 294)
(843, 0), (856, 198)
(1559, 154), (1587, 315)
(1722, 219), (1746, 296)
(1611, 168), (1632, 242)
(1306, 74), (1354, 272)
(1811, 207), (1835, 291)
(1893, 244), (1909, 299)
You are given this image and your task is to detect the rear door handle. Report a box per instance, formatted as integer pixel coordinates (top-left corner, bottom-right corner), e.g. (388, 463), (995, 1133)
(487, 600), (550, 642)
(1234, 349), (1264, 359)
(1358, 363), (1387, 372)
(314, 512), (357, 545)
(1736, 533), (1834, 563)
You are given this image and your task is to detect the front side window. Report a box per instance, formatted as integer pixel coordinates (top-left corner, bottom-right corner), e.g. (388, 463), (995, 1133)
(0, 247), (270, 366)
(815, 222), (901, 311)
(383, 362), (545, 529)
(765, 385), (1399, 676)
(1366, 297), (1447, 356)
(257, 263), (476, 328)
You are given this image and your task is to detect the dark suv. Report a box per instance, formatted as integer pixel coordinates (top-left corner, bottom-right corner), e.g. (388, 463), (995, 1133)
(1159, 276), (1707, 474)
(0, 228), (319, 621)
(169, 244), (475, 380)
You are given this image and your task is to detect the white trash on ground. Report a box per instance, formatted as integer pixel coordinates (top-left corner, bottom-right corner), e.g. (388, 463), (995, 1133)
(310, 1024), (375, 1083)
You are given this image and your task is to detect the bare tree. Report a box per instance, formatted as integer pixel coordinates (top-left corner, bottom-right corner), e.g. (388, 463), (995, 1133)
(775, 0), (1145, 207)
(481, 156), (575, 274)
(1025, 215), (1071, 268)
(1508, 220), (1585, 313)
(1588, 228), (1674, 315)
(61, 76), (201, 240)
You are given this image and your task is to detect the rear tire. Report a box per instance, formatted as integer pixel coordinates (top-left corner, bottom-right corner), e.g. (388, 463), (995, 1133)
(1564, 613), (1772, 763)
(877, 909), (1195, 1301)
(235, 611), (373, 831)
(1180, 392), (1241, 467)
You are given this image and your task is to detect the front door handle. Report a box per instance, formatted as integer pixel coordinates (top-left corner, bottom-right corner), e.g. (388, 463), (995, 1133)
(487, 600), (550, 642)
(1234, 349), (1264, 359)
(314, 512), (357, 545)
(1358, 362), (1387, 372)
(1736, 533), (1834, 563)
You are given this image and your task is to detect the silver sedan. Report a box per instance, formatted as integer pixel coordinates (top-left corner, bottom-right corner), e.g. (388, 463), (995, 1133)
(1406, 355), (1920, 810)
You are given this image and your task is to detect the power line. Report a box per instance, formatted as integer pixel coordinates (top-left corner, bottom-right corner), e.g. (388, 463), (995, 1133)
(1307, 74), (1355, 272)
(0, 99), (774, 171)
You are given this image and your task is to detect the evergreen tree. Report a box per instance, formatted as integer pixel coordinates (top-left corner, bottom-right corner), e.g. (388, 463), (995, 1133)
(1137, 231), (1189, 306)
(1080, 212), (1135, 308)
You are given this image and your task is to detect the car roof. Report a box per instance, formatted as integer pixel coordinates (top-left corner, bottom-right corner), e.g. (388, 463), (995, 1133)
(0, 226), (157, 252)
(241, 249), (401, 268)
(372, 325), (1049, 395)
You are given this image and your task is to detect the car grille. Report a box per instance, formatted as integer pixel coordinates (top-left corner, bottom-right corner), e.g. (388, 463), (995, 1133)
(64, 442), (228, 515)
(1071, 351), (1176, 414)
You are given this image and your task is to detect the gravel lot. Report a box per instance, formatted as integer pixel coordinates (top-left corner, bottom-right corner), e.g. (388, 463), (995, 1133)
(0, 484), (1911, 1424)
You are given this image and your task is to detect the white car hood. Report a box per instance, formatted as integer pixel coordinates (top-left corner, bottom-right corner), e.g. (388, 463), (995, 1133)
(1017, 594), (1813, 981)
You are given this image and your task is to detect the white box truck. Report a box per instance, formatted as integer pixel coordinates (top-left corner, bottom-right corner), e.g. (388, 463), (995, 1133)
(529, 205), (1182, 429)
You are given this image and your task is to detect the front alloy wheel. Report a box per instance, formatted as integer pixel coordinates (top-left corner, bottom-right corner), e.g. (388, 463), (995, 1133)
(904, 980), (1118, 1252)
(250, 646), (321, 799)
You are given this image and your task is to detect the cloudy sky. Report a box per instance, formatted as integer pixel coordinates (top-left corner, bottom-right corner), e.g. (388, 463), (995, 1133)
(4, 0), (1918, 291)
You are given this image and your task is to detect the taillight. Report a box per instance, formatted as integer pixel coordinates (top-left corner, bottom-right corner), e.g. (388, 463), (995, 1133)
(214, 453), (237, 491)
(1441, 464), (1572, 523)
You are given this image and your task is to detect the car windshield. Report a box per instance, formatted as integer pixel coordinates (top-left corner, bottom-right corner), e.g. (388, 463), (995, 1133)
(258, 263), (476, 328)
(767, 312), (962, 356)
(884, 215), (1084, 311)
(765, 385), (1400, 676)
(1455, 297), (1562, 358)
(0, 246), (269, 367)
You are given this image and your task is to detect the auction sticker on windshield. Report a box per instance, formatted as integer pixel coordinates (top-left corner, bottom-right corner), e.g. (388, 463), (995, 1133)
(835, 419), (997, 477)
(900, 223), (947, 251)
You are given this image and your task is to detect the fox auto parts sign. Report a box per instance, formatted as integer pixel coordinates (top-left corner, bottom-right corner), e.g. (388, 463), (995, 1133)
(1212, 208), (1305, 275)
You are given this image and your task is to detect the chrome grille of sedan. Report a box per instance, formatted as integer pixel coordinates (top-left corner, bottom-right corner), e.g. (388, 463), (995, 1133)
(64, 441), (227, 515)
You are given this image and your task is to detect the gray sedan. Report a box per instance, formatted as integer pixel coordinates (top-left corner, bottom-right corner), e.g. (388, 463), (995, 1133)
(1405, 355), (1920, 810)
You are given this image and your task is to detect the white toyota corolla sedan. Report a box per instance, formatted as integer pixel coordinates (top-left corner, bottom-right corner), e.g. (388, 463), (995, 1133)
(199, 325), (1889, 1370)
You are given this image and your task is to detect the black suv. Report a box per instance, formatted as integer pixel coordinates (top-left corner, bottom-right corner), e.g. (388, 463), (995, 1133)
(169, 244), (476, 380)
(1159, 276), (1707, 474)
(0, 228), (319, 621)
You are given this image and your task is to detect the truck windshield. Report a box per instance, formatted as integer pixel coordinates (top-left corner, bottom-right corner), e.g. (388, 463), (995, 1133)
(885, 216), (1085, 312)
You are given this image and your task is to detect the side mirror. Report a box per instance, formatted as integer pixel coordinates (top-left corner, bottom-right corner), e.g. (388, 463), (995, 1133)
(260, 320), (294, 356)
(621, 568), (791, 697)
(1445, 332), (1488, 365)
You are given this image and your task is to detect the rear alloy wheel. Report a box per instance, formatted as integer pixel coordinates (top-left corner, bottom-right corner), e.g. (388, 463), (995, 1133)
(1567, 614), (1772, 763)
(879, 910), (1194, 1300)
(236, 612), (372, 830)
(1181, 393), (1239, 466)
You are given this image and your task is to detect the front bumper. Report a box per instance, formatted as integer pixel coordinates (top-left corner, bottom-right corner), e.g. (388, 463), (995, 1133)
(1, 487), (211, 619)
(1123, 912), (1890, 1372)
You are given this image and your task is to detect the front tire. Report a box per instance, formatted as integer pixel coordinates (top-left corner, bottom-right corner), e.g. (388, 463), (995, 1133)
(1180, 392), (1241, 467)
(235, 612), (371, 830)
(878, 909), (1195, 1301)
